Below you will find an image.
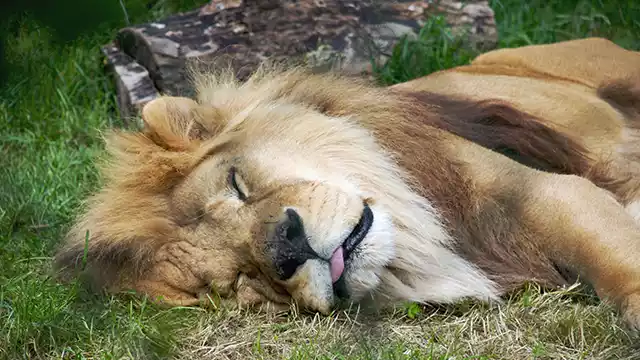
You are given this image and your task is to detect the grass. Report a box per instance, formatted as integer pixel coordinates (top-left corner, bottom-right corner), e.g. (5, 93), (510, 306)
(1, 0), (640, 358)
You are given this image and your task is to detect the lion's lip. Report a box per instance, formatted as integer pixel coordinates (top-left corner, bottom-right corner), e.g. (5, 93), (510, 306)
(329, 204), (374, 286)
(343, 203), (374, 256)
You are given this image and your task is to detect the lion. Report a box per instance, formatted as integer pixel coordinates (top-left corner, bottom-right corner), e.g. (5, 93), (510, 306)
(55, 37), (640, 330)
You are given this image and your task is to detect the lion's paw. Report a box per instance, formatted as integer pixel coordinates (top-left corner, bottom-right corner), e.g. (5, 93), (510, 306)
(622, 293), (640, 332)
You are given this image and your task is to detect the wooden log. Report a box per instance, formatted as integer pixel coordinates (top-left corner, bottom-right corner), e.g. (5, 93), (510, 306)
(101, 44), (159, 123)
(103, 0), (498, 119)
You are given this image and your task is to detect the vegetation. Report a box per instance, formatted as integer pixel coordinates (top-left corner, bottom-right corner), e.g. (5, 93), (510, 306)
(1, 0), (639, 358)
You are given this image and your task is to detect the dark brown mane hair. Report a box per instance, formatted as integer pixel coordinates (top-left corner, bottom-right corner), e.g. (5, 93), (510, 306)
(399, 91), (592, 175)
(393, 90), (629, 201)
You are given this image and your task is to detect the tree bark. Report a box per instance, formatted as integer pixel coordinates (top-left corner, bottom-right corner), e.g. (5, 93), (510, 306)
(103, 0), (498, 120)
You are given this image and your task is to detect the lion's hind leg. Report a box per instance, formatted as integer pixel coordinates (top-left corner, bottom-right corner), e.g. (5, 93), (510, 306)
(521, 172), (640, 330)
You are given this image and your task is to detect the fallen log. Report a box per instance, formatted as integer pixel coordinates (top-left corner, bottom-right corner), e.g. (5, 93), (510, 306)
(102, 0), (498, 121)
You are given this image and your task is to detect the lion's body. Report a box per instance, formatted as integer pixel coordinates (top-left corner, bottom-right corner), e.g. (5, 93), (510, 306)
(395, 37), (640, 208)
(56, 38), (640, 329)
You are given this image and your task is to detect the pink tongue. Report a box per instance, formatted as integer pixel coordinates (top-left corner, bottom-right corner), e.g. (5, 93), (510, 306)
(330, 247), (345, 283)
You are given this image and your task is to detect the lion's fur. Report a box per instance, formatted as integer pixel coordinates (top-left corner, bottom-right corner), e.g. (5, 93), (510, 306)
(55, 38), (640, 328)
(58, 65), (501, 307)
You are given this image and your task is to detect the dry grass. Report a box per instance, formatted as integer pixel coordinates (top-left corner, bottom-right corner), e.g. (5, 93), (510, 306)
(166, 283), (639, 359)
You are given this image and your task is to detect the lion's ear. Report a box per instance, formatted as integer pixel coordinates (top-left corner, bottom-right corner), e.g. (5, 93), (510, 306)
(141, 96), (225, 150)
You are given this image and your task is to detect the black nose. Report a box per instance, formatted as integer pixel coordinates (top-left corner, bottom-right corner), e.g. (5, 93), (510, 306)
(284, 209), (304, 242)
(271, 208), (319, 280)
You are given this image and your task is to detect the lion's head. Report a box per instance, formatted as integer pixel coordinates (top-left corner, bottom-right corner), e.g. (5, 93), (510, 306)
(55, 67), (498, 314)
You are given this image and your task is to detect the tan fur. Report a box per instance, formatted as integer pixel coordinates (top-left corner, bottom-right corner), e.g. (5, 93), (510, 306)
(55, 38), (640, 330)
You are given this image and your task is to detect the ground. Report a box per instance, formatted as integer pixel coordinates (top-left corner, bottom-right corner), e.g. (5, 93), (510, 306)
(1, 1), (640, 359)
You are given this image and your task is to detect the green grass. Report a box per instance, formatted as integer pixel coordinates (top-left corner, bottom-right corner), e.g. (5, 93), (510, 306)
(1, 0), (640, 358)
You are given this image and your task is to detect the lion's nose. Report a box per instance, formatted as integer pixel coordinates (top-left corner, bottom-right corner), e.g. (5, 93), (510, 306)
(283, 208), (304, 242)
(272, 208), (319, 280)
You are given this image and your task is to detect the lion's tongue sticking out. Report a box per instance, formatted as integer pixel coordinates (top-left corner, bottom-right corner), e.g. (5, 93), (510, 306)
(330, 247), (345, 283)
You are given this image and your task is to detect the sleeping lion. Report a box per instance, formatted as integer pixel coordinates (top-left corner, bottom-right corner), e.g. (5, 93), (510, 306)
(55, 38), (640, 330)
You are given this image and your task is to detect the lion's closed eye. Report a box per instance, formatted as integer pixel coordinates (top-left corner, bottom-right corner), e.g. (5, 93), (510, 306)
(228, 167), (249, 201)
